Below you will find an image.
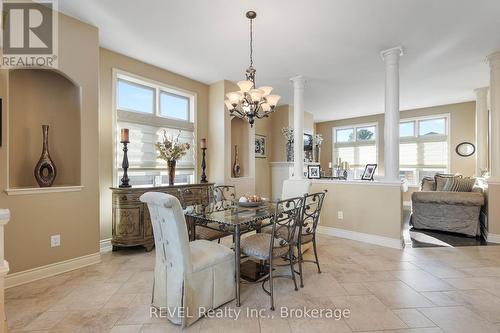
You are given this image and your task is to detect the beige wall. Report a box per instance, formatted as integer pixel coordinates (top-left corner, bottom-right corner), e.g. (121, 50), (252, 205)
(316, 101), (476, 183)
(1, 13), (100, 273)
(9, 69), (81, 188)
(311, 182), (403, 241)
(99, 48), (209, 241)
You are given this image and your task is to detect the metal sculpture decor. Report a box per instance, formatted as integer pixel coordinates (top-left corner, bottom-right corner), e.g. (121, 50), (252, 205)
(119, 128), (131, 188)
(224, 11), (281, 127)
(34, 125), (57, 187)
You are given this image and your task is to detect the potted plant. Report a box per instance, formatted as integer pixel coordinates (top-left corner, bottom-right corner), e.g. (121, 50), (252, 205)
(156, 130), (191, 186)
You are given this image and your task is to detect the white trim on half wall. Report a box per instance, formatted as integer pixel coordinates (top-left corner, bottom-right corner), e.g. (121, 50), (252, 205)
(317, 225), (404, 249)
(5, 252), (101, 288)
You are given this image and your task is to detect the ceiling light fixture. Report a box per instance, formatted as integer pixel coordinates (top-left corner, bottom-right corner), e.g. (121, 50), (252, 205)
(225, 11), (280, 127)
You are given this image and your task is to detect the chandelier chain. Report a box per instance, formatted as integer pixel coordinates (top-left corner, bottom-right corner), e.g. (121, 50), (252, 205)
(249, 17), (253, 68)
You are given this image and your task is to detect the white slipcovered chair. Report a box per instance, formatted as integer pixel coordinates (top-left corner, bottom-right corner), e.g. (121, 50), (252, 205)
(281, 179), (311, 199)
(140, 192), (235, 327)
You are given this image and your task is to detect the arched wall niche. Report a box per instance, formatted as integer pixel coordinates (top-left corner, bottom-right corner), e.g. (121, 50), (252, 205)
(230, 117), (249, 178)
(8, 68), (82, 188)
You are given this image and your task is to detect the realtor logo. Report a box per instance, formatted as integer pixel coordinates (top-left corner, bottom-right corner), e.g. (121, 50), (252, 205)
(1, 0), (58, 68)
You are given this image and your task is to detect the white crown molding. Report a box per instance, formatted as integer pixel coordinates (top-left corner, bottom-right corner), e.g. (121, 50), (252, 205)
(4, 186), (84, 196)
(5, 253), (101, 289)
(317, 226), (403, 249)
(100, 238), (113, 253)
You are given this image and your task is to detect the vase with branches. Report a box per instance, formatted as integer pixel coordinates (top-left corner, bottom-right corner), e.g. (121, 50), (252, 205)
(156, 130), (191, 185)
(281, 127), (294, 162)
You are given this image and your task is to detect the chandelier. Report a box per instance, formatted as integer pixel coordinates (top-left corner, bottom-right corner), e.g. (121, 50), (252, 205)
(225, 11), (280, 127)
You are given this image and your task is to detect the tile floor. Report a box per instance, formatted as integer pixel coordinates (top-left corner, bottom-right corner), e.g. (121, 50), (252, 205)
(6, 234), (500, 332)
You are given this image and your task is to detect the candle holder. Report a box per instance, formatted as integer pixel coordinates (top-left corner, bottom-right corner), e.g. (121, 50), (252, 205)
(200, 147), (208, 183)
(119, 140), (131, 188)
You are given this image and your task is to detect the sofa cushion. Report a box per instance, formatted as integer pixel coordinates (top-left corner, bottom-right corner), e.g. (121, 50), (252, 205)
(435, 173), (462, 191)
(443, 177), (476, 192)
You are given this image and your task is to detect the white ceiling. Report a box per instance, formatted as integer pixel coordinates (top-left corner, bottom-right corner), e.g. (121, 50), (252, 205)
(58, 0), (500, 122)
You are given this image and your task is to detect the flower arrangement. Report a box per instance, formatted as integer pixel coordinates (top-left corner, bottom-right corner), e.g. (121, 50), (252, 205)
(155, 130), (191, 164)
(315, 134), (324, 146)
(281, 127), (294, 142)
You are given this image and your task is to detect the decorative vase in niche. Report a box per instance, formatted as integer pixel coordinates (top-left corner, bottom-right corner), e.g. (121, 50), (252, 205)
(168, 159), (176, 186)
(286, 140), (294, 162)
(232, 145), (241, 177)
(34, 125), (57, 187)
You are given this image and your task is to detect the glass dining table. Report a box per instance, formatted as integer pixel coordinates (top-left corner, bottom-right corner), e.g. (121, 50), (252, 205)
(184, 202), (276, 307)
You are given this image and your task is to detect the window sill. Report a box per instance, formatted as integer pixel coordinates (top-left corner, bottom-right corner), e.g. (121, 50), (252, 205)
(4, 186), (84, 196)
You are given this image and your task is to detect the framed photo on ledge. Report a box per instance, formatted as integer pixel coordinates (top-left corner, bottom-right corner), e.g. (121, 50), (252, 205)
(307, 165), (321, 179)
(361, 164), (377, 181)
(255, 134), (267, 158)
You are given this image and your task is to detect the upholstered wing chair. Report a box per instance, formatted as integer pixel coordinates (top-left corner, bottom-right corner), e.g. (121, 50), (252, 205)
(140, 192), (235, 327)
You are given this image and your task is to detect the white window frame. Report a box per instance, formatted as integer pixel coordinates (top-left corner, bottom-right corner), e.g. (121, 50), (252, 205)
(332, 122), (379, 176)
(112, 69), (198, 186)
(399, 113), (451, 186)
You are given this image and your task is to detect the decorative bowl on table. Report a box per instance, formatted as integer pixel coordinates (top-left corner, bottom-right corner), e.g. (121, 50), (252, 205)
(238, 195), (265, 207)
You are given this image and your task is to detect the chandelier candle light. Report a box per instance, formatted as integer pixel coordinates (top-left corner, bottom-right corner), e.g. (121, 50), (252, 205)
(225, 11), (281, 127)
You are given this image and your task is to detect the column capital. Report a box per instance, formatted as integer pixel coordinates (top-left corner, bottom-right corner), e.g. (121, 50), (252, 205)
(380, 46), (404, 63)
(290, 75), (306, 89)
(487, 51), (500, 69)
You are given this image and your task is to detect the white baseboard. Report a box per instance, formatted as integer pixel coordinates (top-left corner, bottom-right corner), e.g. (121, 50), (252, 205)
(100, 238), (113, 253)
(317, 226), (403, 249)
(5, 252), (101, 289)
(487, 233), (500, 244)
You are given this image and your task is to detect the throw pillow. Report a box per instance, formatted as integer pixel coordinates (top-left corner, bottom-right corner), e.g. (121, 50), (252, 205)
(443, 177), (476, 192)
(420, 177), (436, 191)
(435, 173), (462, 191)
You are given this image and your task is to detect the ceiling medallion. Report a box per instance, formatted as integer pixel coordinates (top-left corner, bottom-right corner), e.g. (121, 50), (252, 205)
(225, 11), (280, 127)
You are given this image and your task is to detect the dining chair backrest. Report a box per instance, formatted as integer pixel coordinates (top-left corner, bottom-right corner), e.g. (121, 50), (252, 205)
(300, 190), (327, 238)
(270, 196), (305, 252)
(213, 185), (236, 211)
(281, 179), (311, 200)
(178, 186), (213, 211)
(140, 192), (192, 273)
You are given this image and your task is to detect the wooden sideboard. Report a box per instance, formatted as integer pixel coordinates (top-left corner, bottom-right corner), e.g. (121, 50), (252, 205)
(110, 183), (214, 251)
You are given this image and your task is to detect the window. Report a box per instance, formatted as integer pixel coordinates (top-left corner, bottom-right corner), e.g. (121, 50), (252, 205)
(160, 91), (190, 121)
(115, 71), (196, 186)
(333, 123), (378, 178)
(399, 115), (449, 185)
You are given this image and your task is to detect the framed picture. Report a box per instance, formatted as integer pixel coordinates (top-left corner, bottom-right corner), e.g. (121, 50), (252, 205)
(255, 134), (266, 158)
(361, 164), (377, 180)
(307, 165), (321, 179)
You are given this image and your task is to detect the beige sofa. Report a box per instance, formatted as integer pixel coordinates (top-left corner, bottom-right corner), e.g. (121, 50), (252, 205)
(410, 175), (485, 237)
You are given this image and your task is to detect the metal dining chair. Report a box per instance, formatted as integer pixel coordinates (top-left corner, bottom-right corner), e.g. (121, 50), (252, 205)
(178, 186), (230, 242)
(297, 190), (327, 287)
(213, 185), (236, 211)
(239, 196), (304, 310)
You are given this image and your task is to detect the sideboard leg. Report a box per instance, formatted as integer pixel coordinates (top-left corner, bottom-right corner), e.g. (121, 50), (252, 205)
(144, 244), (154, 252)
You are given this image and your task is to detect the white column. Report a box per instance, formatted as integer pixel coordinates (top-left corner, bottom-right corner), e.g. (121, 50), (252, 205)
(381, 46), (404, 182)
(475, 87), (489, 177)
(488, 51), (500, 181)
(290, 75), (305, 179)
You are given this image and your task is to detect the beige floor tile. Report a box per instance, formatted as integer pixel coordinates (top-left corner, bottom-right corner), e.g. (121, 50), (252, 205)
(21, 311), (67, 331)
(392, 309), (436, 328)
(288, 318), (352, 333)
(258, 317), (291, 333)
(419, 306), (498, 333)
(110, 324), (143, 333)
(340, 282), (373, 296)
(363, 281), (433, 308)
(392, 269), (455, 292)
(332, 295), (406, 331)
